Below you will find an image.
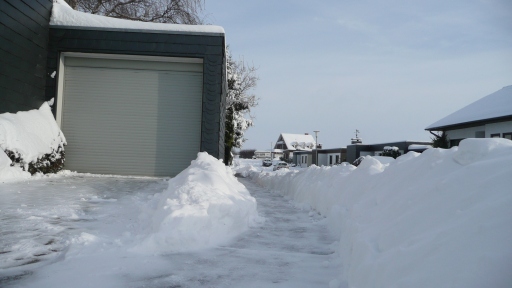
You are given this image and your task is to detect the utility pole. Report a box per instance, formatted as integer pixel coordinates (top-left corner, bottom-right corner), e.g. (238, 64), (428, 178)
(270, 142), (273, 159)
(313, 131), (320, 148)
(313, 130), (319, 166)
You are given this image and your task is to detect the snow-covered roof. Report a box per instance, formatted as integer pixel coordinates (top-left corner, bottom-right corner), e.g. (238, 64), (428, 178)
(278, 133), (316, 151)
(426, 85), (512, 130)
(50, 0), (224, 36)
(255, 149), (283, 153)
(408, 144), (432, 150)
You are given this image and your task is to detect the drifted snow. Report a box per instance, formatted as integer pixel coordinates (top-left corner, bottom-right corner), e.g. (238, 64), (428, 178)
(132, 152), (259, 253)
(50, 0), (224, 34)
(0, 151), (30, 181)
(0, 160), (338, 287)
(242, 138), (512, 288)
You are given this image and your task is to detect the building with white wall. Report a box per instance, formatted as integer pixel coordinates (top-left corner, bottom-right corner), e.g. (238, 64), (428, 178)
(425, 85), (512, 147)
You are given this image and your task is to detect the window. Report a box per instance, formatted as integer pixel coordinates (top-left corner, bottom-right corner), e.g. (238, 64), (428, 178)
(329, 155), (333, 165)
(336, 155), (340, 164)
(503, 133), (512, 140)
(475, 131), (485, 138)
(490, 133), (501, 138)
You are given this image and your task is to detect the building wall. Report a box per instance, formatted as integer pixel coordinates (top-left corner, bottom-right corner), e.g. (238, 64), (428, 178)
(444, 121), (512, 146)
(254, 151), (271, 159)
(445, 125), (486, 142)
(485, 121), (512, 138)
(318, 153), (327, 166)
(0, 0), (53, 113)
(46, 28), (226, 159)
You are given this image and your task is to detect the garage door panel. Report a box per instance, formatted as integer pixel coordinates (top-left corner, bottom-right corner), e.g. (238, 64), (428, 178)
(61, 56), (203, 177)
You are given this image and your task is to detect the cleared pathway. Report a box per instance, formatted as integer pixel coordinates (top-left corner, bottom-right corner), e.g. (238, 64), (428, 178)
(0, 176), (339, 287)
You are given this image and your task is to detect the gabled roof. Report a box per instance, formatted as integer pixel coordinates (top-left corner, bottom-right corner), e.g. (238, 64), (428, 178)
(276, 133), (316, 151)
(426, 85), (512, 131)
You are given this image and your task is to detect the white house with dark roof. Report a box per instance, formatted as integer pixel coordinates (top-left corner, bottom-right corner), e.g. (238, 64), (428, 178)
(274, 133), (317, 160)
(425, 85), (512, 147)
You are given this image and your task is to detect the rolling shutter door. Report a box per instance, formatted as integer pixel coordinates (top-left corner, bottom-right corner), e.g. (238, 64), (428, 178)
(61, 55), (203, 177)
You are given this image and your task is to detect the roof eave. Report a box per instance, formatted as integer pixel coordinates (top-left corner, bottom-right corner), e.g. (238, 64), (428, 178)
(425, 115), (512, 131)
(50, 24), (225, 36)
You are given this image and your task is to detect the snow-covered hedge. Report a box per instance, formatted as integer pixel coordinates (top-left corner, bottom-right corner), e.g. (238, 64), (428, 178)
(0, 101), (66, 179)
(132, 152), (259, 254)
(239, 138), (512, 288)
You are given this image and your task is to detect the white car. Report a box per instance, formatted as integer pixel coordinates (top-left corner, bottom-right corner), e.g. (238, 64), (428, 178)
(262, 159), (273, 167)
(273, 162), (290, 171)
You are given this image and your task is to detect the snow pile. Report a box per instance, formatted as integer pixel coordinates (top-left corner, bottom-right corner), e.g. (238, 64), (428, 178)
(0, 101), (66, 179)
(133, 152), (259, 253)
(246, 138), (512, 287)
(0, 148), (30, 181)
(50, 0), (224, 34)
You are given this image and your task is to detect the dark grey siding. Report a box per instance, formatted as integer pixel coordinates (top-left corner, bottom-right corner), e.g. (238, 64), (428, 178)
(46, 28), (226, 159)
(0, 0), (52, 113)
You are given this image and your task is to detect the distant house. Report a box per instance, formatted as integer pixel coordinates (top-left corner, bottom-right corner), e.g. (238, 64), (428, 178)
(0, 0), (227, 177)
(425, 85), (512, 147)
(314, 148), (347, 166)
(346, 140), (432, 164)
(293, 148), (347, 168)
(274, 133), (317, 160)
(293, 151), (312, 167)
(254, 149), (283, 159)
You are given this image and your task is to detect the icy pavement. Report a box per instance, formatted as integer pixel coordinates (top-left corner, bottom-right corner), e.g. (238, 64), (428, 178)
(0, 175), (339, 287)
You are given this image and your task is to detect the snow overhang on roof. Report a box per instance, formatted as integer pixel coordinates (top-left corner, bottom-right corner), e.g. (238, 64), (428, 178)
(280, 133), (316, 151)
(425, 85), (512, 131)
(50, 0), (225, 36)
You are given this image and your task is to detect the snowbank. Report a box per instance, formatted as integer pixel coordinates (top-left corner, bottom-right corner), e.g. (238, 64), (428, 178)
(133, 152), (259, 254)
(0, 101), (66, 179)
(51, 0), (224, 34)
(245, 138), (512, 288)
(0, 149), (30, 181)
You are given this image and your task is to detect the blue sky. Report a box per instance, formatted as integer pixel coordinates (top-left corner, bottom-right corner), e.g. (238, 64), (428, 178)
(206, 0), (512, 150)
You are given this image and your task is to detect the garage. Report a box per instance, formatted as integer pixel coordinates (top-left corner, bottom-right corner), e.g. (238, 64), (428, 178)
(57, 53), (204, 177)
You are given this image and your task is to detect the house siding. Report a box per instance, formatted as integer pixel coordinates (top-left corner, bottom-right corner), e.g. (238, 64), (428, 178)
(485, 121), (512, 138)
(0, 0), (52, 113)
(46, 28), (226, 159)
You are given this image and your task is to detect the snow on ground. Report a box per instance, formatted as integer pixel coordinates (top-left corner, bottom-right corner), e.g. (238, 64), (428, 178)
(237, 138), (512, 288)
(132, 152), (259, 253)
(2, 101), (510, 287)
(0, 170), (338, 287)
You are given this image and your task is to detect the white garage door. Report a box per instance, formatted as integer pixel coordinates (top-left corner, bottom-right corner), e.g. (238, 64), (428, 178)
(58, 54), (203, 177)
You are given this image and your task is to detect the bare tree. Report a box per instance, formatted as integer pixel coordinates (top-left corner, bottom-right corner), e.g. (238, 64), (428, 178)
(64, 0), (205, 24)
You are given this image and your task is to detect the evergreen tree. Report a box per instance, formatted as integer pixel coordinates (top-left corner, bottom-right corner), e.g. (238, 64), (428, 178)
(380, 146), (401, 159)
(430, 131), (449, 148)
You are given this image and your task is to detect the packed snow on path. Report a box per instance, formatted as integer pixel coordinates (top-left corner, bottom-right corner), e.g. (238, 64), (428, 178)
(0, 156), (339, 287)
(235, 138), (512, 288)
